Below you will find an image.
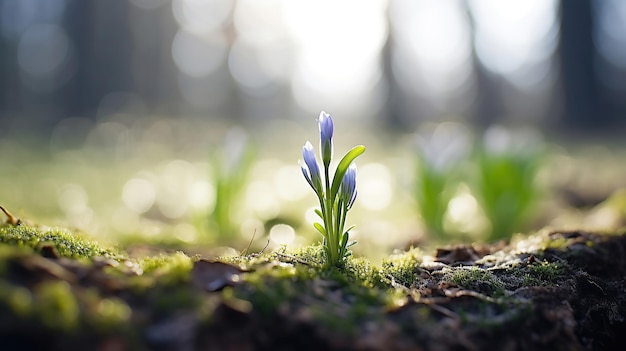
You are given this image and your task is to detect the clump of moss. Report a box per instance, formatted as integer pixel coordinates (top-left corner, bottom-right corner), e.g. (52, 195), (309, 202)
(138, 252), (194, 283)
(382, 247), (423, 288)
(0, 224), (203, 340)
(450, 267), (506, 297)
(0, 224), (124, 260)
(510, 260), (568, 287)
(221, 244), (405, 334)
(528, 261), (566, 282)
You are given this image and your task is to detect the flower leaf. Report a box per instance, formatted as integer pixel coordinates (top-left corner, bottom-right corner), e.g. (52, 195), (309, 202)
(313, 222), (327, 237)
(330, 145), (365, 203)
(314, 209), (323, 219)
(338, 232), (349, 259)
(340, 231), (349, 249)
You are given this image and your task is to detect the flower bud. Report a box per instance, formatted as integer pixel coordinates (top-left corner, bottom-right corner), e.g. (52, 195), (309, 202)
(318, 111), (334, 168)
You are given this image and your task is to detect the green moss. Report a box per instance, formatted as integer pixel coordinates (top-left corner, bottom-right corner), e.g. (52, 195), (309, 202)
(34, 281), (80, 332)
(382, 247), (423, 287)
(528, 261), (565, 282)
(450, 267), (506, 297)
(0, 224), (124, 260)
(0, 225), (204, 337)
(138, 252), (194, 283)
(516, 260), (567, 287)
(221, 244), (409, 333)
(0, 223), (584, 339)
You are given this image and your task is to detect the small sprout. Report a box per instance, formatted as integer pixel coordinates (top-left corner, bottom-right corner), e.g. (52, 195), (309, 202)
(413, 123), (471, 240)
(300, 111), (365, 268)
(473, 126), (543, 241)
(209, 128), (255, 239)
(0, 204), (22, 226)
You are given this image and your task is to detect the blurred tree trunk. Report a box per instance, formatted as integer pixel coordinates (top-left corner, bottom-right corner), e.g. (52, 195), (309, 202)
(559, 0), (606, 129)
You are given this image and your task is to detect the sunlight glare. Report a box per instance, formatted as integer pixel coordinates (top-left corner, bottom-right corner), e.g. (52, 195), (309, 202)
(469, 0), (558, 87)
(285, 0), (388, 116)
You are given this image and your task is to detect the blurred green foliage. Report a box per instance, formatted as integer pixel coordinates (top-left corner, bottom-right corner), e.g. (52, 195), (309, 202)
(414, 123), (471, 241)
(472, 127), (543, 241)
(414, 124), (543, 243)
(414, 161), (458, 240)
(208, 128), (255, 241)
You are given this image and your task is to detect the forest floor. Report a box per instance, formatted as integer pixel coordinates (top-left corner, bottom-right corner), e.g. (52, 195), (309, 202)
(1, 218), (625, 351)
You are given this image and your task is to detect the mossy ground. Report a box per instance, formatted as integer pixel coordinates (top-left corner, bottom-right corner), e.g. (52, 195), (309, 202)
(1, 222), (625, 350)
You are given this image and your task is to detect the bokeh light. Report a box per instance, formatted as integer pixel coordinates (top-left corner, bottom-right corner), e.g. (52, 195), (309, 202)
(172, 30), (227, 78)
(469, 0), (559, 89)
(172, 0), (233, 35)
(285, 0), (388, 118)
(122, 178), (156, 214)
(390, 1), (473, 100)
(17, 23), (75, 92)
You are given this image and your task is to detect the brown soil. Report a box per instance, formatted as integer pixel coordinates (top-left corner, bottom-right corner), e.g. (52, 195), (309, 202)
(2, 230), (626, 351)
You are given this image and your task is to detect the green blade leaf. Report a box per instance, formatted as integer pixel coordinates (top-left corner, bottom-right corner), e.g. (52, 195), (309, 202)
(330, 145), (365, 203)
(339, 231), (350, 259)
(314, 209), (323, 219)
(340, 231), (349, 249)
(313, 222), (327, 238)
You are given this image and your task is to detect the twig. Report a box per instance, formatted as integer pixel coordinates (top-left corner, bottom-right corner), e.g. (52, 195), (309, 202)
(0, 205), (21, 226)
(240, 229), (257, 256)
(259, 239), (270, 254)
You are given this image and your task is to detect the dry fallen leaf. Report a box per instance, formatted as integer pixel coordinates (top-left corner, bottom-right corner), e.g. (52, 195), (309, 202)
(191, 259), (244, 292)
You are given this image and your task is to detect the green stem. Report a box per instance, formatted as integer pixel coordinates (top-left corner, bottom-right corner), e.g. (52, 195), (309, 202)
(323, 166), (337, 266)
(335, 200), (344, 243)
(317, 194), (328, 242)
(337, 203), (347, 259)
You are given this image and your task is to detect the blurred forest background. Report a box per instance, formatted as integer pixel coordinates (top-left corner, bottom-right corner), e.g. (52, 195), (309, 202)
(1, 0), (625, 134)
(1, 0), (626, 260)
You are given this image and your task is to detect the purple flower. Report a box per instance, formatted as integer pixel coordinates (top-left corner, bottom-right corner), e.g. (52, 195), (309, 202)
(300, 141), (323, 194)
(318, 111), (334, 167)
(340, 163), (358, 210)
